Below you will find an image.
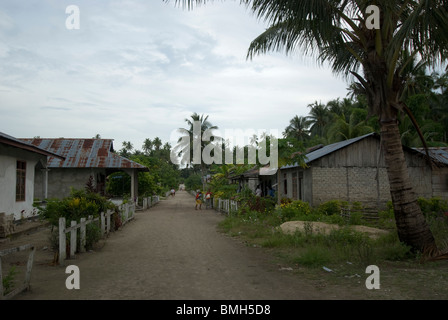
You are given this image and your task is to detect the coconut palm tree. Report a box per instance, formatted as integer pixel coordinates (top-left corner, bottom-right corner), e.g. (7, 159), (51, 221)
(173, 0), (448, 256)
(249, 0), (448, 256)
(327, 110), (374, 143)
(283, 115), (311, 142)
(175, 112), (219, 189)
(307, 101), (331, 137)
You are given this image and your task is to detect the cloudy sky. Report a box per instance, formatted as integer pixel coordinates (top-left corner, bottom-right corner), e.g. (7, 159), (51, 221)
(0, 0), (350, 152)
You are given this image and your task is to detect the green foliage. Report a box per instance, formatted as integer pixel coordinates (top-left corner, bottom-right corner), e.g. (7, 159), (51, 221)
(185, 174), (202, 191)
(417, 197), (448, 218)
(293, 247), (331, 267)
(275, 200), (312, 222)
(316, 200), (347, 215)
(85, 223), (102, 250)
(2, 266), (18, 295)
(36, 188), (115, 227)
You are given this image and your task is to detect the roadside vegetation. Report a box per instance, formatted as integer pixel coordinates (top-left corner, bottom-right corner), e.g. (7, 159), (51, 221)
(216, 193), (448, 298)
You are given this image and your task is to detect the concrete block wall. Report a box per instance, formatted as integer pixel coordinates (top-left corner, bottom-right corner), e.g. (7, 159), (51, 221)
(312, 167), (392, 208)
(312, 167), (349, 204)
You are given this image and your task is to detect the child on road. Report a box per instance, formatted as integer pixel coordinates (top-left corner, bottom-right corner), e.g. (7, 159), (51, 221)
(195, 190), (203, 210)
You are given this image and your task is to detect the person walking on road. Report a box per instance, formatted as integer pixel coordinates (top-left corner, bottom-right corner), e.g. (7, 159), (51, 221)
(195, 190), (203, 210)
(205, 189), (212, 209)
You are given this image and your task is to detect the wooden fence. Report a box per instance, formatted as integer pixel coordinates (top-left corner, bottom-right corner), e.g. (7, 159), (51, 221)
(0, 244), (35, 300)
(216, 198), (239, 214)
(58, 196), (159, 265)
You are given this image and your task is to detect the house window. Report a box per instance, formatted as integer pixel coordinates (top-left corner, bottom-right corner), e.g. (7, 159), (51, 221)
(298, 171), (303, 200)
(16, 160), (26, 201)
(283, 173), (287, 195)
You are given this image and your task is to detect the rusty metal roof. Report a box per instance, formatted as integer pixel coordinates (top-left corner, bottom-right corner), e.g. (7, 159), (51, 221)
(19, 138), (148, 171)
(413, 147), (448, 166)
(0, 131), (64, 159)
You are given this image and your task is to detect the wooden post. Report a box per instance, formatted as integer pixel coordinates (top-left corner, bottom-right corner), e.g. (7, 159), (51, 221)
(106, 210), (111, 235)
(70, 220), (77, 258)
(124, 203), (129, 222)
(100, 212), (105, 236)
(59, 217), (66, 265)
(24, 246), (36, 287)
(79, 217), (86, 253)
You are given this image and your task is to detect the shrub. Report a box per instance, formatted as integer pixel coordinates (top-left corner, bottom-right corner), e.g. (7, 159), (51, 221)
(36, 188), (115, 227)
(85, 223), (102, 250)
(418, 197), (448, 218)
(275, 200), (311, 222)
(317, 200), (348, 215)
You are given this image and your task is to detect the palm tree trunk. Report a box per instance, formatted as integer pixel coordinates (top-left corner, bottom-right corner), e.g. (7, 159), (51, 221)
(380, 119), (437, 254)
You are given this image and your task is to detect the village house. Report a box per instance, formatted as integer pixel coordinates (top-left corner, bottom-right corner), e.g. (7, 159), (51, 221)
(0, 132), (64, 237)
(19, 138), (149, 203)
(231, 133), (448, 209)
(279, 132), (448, 209)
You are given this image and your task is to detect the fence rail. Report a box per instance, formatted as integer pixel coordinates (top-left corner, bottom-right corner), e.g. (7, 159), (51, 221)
(58, 196), (159, 265)
(216, 198), (239, 214)
(340, 207), (380, 220)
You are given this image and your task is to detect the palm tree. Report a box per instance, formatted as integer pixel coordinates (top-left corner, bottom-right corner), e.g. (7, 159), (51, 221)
(327, 110), (374, 143)
(153, 137), (163, 151)
(246, 0), (448, 256)
(307, 101), (331, 137)
(142, 138), (153, 156)
(175, 112), (219, 189)
(283, 115), (311, 142)
(173, 0), (448, 255)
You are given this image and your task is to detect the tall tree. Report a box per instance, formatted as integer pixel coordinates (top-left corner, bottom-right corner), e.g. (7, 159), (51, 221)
(175, 112), (219, 190)
(174, 0), (448, 256)
(283, 115), (311, 142)
(246, 0), (448, 256)
(307, 101), (331, 137)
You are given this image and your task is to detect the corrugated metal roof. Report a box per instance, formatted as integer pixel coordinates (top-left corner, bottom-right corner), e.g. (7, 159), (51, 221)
(413, 147), (448, 166)
(282, 133), (378, 170)
(0, 131), (64, 159)
(19, 138), (148, 170)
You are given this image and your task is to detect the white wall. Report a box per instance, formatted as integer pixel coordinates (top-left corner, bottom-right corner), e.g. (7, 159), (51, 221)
(0, 144), (44, 220)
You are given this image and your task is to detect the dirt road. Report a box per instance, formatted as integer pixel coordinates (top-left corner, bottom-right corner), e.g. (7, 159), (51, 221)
(7, 191), (360, 300)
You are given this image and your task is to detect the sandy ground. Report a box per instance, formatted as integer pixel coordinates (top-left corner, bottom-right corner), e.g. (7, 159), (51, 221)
(1, 191), (373, 300)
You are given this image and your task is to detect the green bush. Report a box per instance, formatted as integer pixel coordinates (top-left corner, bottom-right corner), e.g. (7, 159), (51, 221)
(36, 188), (115, 227)
(317, 200), (348, 215)
(418, 197), (448, 218)
(85, 223), (102, 250)
(275, 200), (312, 222)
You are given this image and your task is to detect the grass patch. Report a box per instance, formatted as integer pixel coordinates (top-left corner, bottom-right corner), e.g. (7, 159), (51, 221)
(217, 205), (448, 299)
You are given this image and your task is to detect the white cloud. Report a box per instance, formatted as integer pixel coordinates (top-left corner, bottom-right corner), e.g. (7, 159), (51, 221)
(0, 0), (350, 152)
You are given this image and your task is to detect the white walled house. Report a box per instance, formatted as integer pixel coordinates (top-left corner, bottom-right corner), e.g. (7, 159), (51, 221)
(0, 132), (63, 226)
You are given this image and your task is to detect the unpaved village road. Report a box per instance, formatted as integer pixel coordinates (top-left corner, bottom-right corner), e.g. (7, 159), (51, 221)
(10, 191), (361, 300)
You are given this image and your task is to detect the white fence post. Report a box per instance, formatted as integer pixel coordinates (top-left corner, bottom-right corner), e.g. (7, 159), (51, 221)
(70, 220), (77, 258)
(106, 210), (111, 235)
(59, 217), (66, 265)
(101, 212), (105, 236)
(80, 217), (86, 253)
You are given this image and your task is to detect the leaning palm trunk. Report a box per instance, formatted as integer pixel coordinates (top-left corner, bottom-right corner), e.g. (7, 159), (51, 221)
(380, 119), (437, 254)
